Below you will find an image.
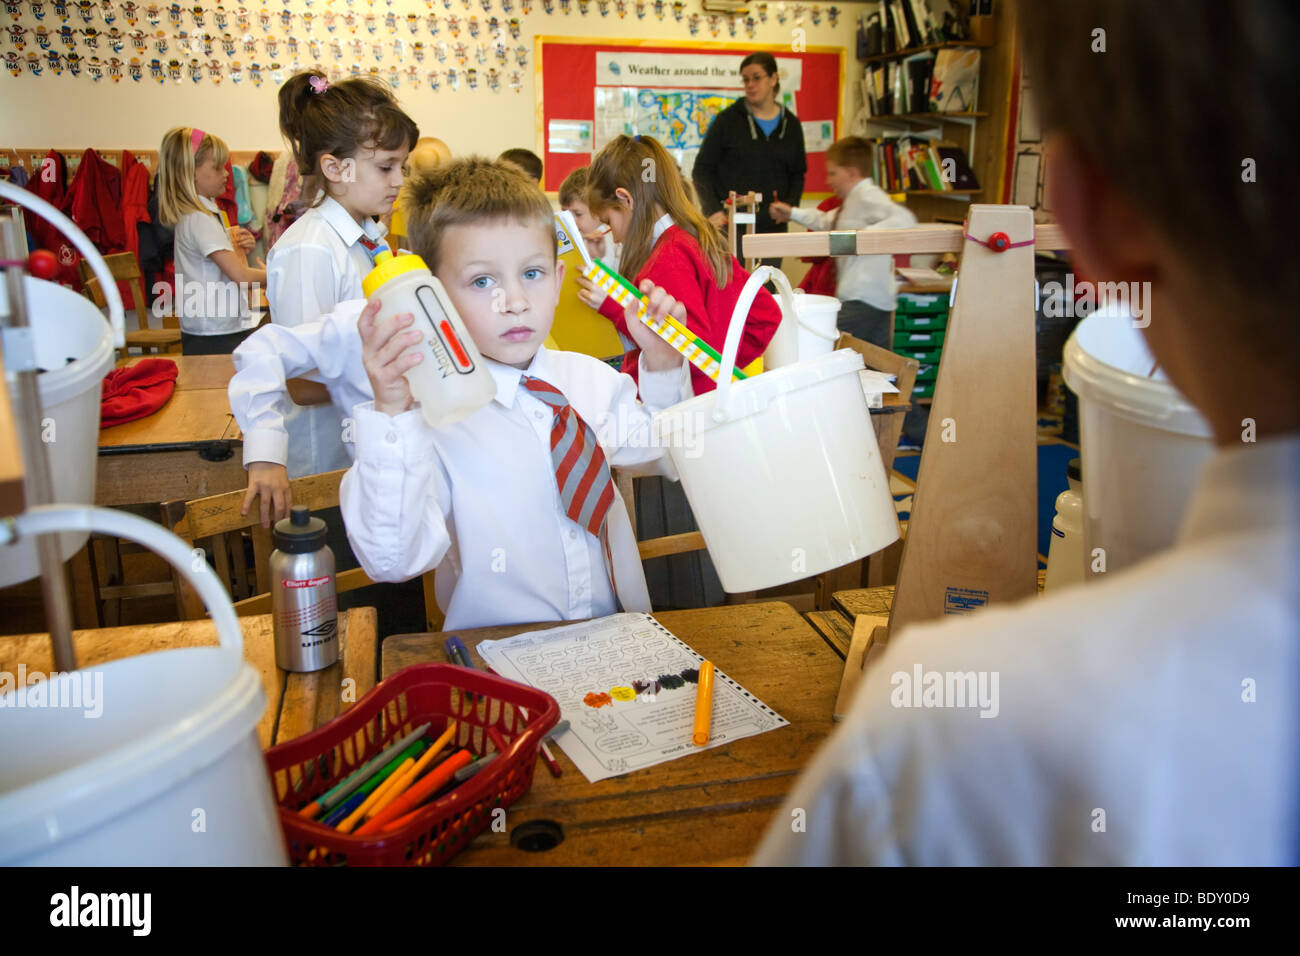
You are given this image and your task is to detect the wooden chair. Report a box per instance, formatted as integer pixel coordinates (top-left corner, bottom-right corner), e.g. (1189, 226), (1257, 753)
(78, 252), (182, 360)
(161, 468), (444, 632)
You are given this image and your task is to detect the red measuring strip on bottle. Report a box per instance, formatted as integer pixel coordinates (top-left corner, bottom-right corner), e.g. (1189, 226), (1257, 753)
(438, 319), (474, 372)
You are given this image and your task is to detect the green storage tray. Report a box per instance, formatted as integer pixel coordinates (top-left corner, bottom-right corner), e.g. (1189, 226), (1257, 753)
(896, 292), (949, 313)
(916, 363), (938, 382)
(894, 329), (946, 347)
(897, 312), (947, 331)
(912, 381), (936, 399)
(897, 347), (942, 364)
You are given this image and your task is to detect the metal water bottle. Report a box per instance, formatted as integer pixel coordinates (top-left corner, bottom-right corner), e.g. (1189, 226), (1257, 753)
(270, 505), (339, 672)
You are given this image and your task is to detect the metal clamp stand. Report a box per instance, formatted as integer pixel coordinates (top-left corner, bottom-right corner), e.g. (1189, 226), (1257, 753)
(726, 190), (762, 273)
(0, 207), (77, 670)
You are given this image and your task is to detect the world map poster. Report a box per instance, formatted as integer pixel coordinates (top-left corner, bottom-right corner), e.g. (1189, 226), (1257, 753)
(593, 86), (798, 180)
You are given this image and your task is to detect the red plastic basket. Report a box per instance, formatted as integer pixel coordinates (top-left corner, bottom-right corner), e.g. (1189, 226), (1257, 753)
(264, 663), (559, 866)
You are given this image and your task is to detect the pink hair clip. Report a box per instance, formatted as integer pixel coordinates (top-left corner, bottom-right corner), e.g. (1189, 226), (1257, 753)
(309, 75), (329, 94)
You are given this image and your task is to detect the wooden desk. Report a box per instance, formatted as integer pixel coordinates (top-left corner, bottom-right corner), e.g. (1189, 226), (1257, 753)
(97, 375), (244, 507)
(808, 577), (1048, 659)
(0, 607), (377, 749)
(115, 354), (235, 392)
(381, 602), (841, 866)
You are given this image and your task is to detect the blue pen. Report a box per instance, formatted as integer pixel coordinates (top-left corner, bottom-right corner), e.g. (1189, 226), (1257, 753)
(444, 634), (481, 702)
(443, 634), (473, 670)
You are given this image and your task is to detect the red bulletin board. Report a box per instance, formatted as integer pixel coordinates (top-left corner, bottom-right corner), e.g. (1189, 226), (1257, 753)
(535, 37), (845, 197)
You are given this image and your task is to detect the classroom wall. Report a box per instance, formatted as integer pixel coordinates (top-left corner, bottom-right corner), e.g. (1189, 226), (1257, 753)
(0, 1), (863, 189)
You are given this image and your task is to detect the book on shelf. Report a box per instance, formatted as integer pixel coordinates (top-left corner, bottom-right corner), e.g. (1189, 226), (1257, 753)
(929, 48), (981, 112)
(862, 0), (962, 55)
(868, 137), (979, 194)
(934, 144), (980, 189)
(861, 8), (883, 57)
(903, 51), (936, 115)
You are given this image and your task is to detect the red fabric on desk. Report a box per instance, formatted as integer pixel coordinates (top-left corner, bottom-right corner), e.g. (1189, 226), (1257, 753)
(100, 358), (179, 428)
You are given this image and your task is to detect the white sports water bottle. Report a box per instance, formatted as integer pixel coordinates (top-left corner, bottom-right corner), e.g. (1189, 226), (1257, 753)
(362, 250), (496, 428)
(1044, 458), (1085, 592)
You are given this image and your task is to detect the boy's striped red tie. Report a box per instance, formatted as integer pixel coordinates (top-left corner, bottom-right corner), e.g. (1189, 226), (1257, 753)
(520, 375), (622, 608)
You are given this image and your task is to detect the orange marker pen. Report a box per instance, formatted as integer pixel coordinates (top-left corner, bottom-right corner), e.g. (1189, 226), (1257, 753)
(692, 661), (715, 747)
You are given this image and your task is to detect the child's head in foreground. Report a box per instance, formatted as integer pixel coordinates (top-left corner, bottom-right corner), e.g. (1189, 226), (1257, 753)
(403, 158), (560, 369)
(497, 148), (544, 184)
(824, 137), (873, 199)
(1018, 0), (1298, 442)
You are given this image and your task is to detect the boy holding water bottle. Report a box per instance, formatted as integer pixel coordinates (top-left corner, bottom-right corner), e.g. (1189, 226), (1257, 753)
(232, 158), (691, 631)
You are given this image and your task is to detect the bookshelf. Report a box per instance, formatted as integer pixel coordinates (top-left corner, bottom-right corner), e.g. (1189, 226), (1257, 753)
(860, 39), (995, 66)
(853, 3), (1017, 219)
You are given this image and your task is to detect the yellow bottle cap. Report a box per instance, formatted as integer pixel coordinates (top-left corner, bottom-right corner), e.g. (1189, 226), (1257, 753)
(362, 249), (430, 299)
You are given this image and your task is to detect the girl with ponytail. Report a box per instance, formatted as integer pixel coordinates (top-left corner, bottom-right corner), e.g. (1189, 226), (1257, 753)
(581, 134), (780, 397)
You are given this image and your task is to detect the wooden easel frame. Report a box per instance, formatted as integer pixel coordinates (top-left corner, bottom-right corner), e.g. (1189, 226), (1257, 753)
(726, 190), (762, 272)
(744, 207), (1074, 711)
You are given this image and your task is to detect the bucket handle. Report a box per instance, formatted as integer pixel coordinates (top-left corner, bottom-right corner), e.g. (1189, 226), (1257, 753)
(713, 265), (799, 423)
(2, 506), (244, 658)
(0, 181), (126, 348)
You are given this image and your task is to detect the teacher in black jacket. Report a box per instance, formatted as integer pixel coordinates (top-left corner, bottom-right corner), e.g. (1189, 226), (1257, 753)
(693, 52), (807, 269)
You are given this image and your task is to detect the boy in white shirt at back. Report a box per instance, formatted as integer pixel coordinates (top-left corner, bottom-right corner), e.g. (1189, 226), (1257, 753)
(770, 136), (917, 350)
(234, 159), (691, 631)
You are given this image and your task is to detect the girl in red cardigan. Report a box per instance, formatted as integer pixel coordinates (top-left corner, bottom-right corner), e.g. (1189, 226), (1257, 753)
(578, 134), (781, 396)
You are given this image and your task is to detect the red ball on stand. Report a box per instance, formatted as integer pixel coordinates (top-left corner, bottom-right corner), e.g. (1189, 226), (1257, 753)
(26, 249), (60, 281)
(986, 231), (1011, 253)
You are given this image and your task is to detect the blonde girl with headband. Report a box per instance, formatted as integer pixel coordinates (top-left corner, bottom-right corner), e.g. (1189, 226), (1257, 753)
(230, 70), (418, 527)
(157, 126), (266, 354)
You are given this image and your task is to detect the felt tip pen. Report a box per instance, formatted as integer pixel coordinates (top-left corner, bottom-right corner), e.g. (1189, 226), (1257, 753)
(298, 721), (432, 819)
(359, 749), (475, 835)
(453, 751), (499, 783)
(444, 635), (473, 669)
(692, 661), (715, 746)
(346, 721), (459, 831)
(520, 705), (563, 778)
(318, 738), (426, 827)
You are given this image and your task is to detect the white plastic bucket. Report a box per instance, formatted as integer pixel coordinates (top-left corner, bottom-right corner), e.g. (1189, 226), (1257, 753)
(764, 289), (841, 370)
(1062, 307), (1214, 577)
(0, 277), (115, 588)
(657, 268), (899, 592)
(0, 506), (287, 866)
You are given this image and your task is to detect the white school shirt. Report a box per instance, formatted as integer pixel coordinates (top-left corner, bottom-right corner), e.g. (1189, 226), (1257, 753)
(339, 345), (691, 632)
(753, 434), (1300, 866)
(263, 197), (388, 477)
(789, 178), (918, 312)
(229, 299), (374, 469)
(172, 196), (255, 335)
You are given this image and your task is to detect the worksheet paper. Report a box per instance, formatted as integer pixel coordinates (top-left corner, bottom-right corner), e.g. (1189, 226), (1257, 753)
(477, 613), (788, 783)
